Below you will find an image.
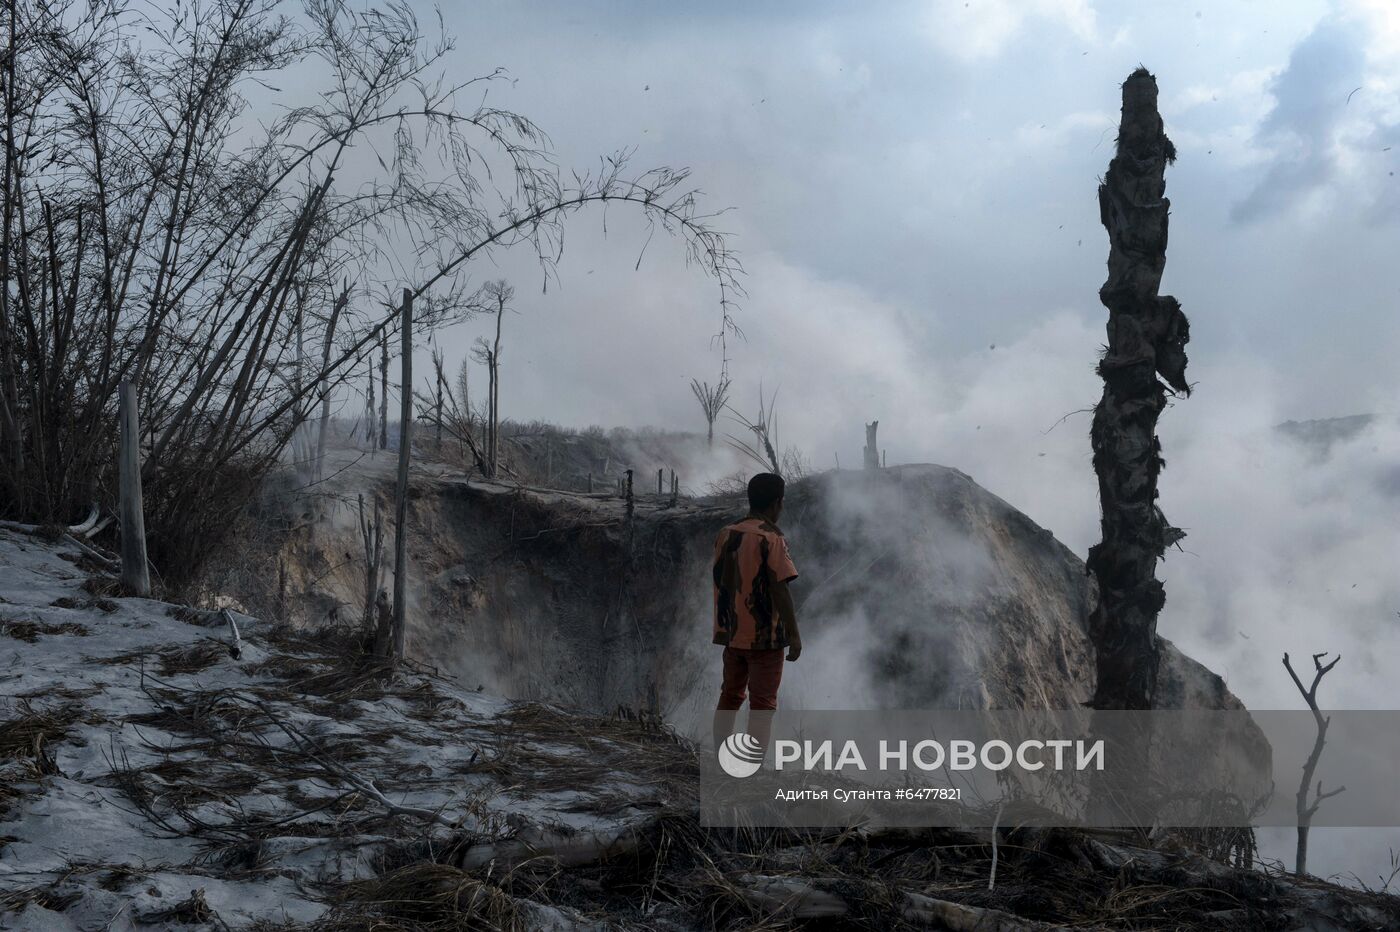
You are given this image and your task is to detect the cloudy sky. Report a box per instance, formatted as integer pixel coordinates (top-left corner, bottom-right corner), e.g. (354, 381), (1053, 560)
(414, 0), (1400, 683)
(432, 0), (1400, 422)
(385, 0), (1400, 881)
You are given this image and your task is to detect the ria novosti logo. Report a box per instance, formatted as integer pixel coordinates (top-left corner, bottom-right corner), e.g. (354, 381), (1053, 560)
(717, 732), (765, 778)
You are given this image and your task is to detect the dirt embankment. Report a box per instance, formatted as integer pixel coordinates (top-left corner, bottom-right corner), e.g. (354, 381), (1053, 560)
(267, 459), (1249, 731)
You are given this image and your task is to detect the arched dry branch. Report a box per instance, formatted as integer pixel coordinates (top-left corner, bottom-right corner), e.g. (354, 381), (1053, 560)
(0, 0), (742, 586)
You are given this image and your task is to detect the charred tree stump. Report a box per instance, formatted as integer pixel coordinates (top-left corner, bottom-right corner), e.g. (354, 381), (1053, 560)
(118, 381), (151, 596)
(863, 421), (879, 470)
(371, 588), (392, 658)
(1086, 68), (1191, 712)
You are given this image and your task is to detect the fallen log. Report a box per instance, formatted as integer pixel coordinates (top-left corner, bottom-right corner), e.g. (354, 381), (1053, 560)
(67, 504), (100, 536)
(0, 519), (121, 568)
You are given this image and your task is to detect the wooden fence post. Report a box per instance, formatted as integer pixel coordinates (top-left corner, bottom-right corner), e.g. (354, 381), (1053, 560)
(391, 289), (413, 658)
(118, 381), (151, 596)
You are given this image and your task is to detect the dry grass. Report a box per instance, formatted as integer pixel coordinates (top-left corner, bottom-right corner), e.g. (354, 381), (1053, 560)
(0, 617), (90, 641)
(0, 699), (97, 818)
(314, 862), (525, 931)
(80, 575), (125, 598)
(51, 595), (118, 613)
(476, 702), (695, 797)
(0, 699), (89, 766)
(88, 639), (228, 676)
(138, 887), (219, 924)
(0, 882), (82, 914)
(154, 640), (229, 676)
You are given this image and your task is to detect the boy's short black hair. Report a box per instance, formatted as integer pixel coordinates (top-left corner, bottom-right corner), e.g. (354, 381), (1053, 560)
(747, 473), (785, 512)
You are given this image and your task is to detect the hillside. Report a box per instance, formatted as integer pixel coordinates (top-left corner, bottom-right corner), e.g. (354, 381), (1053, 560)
(3, 527), (1398, 929)
(259, 455), (1249, 729)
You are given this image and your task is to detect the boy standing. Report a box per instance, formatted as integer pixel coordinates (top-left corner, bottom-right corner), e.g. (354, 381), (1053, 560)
(712, 472), (801, 730)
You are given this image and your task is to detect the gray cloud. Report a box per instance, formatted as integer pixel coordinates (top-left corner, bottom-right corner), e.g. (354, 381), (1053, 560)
(1232, 15), (1364, 222)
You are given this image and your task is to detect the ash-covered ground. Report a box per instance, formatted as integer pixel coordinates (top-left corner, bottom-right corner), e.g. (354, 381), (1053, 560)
(3, 525), (1399, 930)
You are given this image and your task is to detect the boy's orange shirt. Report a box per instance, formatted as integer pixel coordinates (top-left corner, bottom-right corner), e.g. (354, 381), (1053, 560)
(712, 516), (799, 650)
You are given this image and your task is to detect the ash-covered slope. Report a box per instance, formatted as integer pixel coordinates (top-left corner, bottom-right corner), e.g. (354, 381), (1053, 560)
(0, 526), (687, 929)
(279, 460), (1244, 724)
(4, 526), (1395, 931)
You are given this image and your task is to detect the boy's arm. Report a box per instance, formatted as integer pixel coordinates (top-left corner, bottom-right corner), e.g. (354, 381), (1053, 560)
(773, 579), (800, 661)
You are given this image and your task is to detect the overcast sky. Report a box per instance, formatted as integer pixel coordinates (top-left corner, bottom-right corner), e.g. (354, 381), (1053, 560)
(428, 0), (1399, 426)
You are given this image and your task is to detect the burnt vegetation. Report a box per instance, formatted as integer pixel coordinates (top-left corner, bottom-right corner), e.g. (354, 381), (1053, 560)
(0, 0), (740, 592)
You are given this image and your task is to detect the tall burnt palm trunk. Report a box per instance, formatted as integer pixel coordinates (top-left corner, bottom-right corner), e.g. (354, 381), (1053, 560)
(1087, 68), (1191, 712)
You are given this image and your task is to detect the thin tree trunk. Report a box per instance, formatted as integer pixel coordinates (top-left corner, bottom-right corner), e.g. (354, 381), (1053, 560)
(434, 349), (443, 450)
(118, 381), (151, 596)
(1283, 651), (1345, 876)
(490, 298), (503, 477)
(0, 0), (22, 511)
(314, 285), (348, 481)
(391, 289), (413, 658)
(863, 421), (879, 470)
(379, 333), (388, 451)
(487, 354), (498, 477)
(1086, 67), (1191, 711)
(365, 362), (376, 450)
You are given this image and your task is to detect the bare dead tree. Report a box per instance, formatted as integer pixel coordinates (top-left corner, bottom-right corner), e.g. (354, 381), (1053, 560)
(0, 1), (742, 589)
(471, 338), (496, 474)
(455, 357), (472, 438)
(469, 280), (512, 478)
(415, 366), (489, 475)
(1283, 651), (1346, 877)
(1086, 68), (1192, 712)
(724, 386), (782, 475)
(863, 421), (880, 470)
(690, 376), (730, 446)
(431, 346), (445, 451)
(314, 283), (351, 482)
